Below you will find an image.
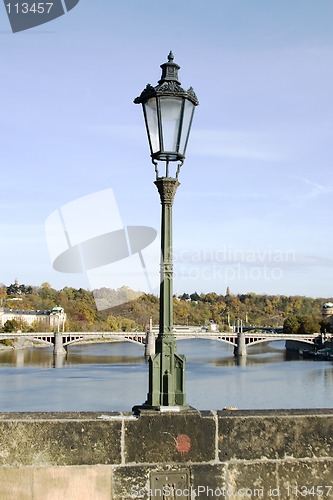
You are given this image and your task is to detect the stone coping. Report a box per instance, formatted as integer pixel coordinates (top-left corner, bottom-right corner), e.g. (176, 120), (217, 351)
(0, 408), (333, 419)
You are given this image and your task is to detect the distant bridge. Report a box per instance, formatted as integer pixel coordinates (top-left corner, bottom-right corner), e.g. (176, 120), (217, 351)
(0, 331), (147, 351)
(0, 328), (327, 356)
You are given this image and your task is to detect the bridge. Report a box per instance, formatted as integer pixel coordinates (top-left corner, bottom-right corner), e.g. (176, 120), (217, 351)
(0, 331), (147, 355)
(0, 327), (327, 356)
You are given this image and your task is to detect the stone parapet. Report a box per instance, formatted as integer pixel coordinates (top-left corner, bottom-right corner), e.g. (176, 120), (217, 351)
(0, 410), (332, 499)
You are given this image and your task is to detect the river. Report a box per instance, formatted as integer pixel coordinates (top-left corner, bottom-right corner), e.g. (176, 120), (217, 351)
(0, 339), (332, 412)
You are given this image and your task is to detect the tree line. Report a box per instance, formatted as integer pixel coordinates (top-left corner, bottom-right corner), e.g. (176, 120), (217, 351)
(0, 282), (331, 334)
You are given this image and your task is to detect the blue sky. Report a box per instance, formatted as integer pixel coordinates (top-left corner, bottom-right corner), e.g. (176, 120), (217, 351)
(1, 0), (332, 298)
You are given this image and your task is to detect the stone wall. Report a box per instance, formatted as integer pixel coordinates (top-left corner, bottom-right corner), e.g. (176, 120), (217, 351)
(0, 409), (332, 499)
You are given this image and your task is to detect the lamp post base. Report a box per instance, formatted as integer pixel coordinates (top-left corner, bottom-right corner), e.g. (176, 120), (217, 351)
(132, 335), (189, 413)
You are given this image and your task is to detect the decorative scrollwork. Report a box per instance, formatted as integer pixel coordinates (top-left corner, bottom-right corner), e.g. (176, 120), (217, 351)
(134, 54), (199, 106)
(134, 83), (155, 104)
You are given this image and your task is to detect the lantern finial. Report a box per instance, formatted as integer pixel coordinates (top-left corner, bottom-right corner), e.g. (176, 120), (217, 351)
(159, 51), (181, 85)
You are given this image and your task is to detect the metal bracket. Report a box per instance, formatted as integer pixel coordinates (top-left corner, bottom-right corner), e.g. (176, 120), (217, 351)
(150, 470), (190, 499)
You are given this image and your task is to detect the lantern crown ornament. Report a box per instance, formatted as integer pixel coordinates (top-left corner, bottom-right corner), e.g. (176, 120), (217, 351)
(134, 52), (199, 178)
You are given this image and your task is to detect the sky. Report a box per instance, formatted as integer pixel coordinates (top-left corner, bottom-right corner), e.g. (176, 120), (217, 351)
(1, 0), (332, 299)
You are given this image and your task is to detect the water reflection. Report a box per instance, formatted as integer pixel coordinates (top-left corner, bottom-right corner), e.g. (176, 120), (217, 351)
(53, 354), (65, 369)
(0, 342), (146, 368)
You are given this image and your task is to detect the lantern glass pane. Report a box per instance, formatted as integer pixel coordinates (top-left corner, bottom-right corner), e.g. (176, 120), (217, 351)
(159, 97), (183, 154)
(179, 100), (195, 156)
(144, 98), (160, 154)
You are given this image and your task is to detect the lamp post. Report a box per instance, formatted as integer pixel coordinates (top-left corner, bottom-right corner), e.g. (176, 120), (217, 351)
(133, 52), (198, 411)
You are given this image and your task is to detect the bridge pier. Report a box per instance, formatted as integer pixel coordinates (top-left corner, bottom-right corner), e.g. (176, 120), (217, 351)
(234, 331), (247, 357)
(145, 331), (156, 358)
(53, 332), (67, 356)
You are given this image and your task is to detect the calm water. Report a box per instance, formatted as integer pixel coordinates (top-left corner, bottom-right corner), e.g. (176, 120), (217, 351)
(0, 339), (332, 412)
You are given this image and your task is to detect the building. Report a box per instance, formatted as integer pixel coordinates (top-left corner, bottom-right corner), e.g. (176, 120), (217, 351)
(0, 306), (66, 331)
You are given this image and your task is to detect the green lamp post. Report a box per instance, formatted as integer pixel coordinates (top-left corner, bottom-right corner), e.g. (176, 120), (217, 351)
(133, 52), (199, 411)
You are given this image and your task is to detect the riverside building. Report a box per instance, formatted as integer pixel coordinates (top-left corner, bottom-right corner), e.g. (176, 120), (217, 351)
(0, 306), (66, 331)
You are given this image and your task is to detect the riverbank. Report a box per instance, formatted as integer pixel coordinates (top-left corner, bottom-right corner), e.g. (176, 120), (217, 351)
(0, 338), (46, 350)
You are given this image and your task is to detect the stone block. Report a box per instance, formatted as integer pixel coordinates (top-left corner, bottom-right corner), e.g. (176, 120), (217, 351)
(0, 466), (33, 500)
(190, 464), (226, 499)
(218, 410), (333, 462)
(112, 465), (151, 500)
(124, 410), (216, 464)
(277, 460), (333, 499)
(225, 461), (279, 499)
(0, 413), (122, 466)
(293, 415), (333, 458)
(218, 412), (296, 461)
(32, 466), (112, 500)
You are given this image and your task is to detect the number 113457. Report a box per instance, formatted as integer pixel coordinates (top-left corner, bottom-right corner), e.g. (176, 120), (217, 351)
(6, 3), (54, 14)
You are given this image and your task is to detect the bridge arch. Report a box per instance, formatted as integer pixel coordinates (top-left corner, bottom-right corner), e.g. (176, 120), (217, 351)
(0, 334), (55, 347)
(62, 334), (146, 348)
(243, 336), (319, 348)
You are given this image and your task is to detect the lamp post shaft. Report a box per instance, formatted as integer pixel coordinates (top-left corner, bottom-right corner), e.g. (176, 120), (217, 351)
(155, 177), (179, 335)
(144, 177), (187, 409)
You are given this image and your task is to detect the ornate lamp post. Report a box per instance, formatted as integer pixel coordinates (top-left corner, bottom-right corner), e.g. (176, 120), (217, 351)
(133, 52), (198, 410)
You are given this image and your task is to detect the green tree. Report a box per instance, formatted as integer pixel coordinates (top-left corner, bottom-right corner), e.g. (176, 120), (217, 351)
(298, 315), (321, 334)
(3, 319), (20, 332)
(320, 318), (332, 334)
(283, 316), (300, 335)
(190, 292), (200, 302)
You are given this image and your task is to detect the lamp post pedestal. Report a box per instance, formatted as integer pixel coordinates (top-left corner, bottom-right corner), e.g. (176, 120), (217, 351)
(146, 337), (187, 409)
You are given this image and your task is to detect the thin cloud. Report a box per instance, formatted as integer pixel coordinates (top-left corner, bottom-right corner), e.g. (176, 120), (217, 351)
(294, 175), (333, 199)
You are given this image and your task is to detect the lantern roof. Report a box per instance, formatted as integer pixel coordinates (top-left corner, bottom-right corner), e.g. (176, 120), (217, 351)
(134, 51), (199, 106)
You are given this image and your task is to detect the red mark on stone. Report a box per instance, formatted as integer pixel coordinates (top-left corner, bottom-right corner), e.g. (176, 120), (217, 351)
(176, 434), (191, 454)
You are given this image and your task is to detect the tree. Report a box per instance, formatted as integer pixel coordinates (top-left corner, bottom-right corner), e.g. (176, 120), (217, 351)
(298, 315), (321, 334)
(283, 316), (300, 335)
(7, 281), (31, 296)
(106, 315), (120, 331)
(190, 292), (200, 302)
(3, 319), (20, 332)
(174, 300), (190, 324)
(120, 318), (136, 332)
(320, 318), (332, 334)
